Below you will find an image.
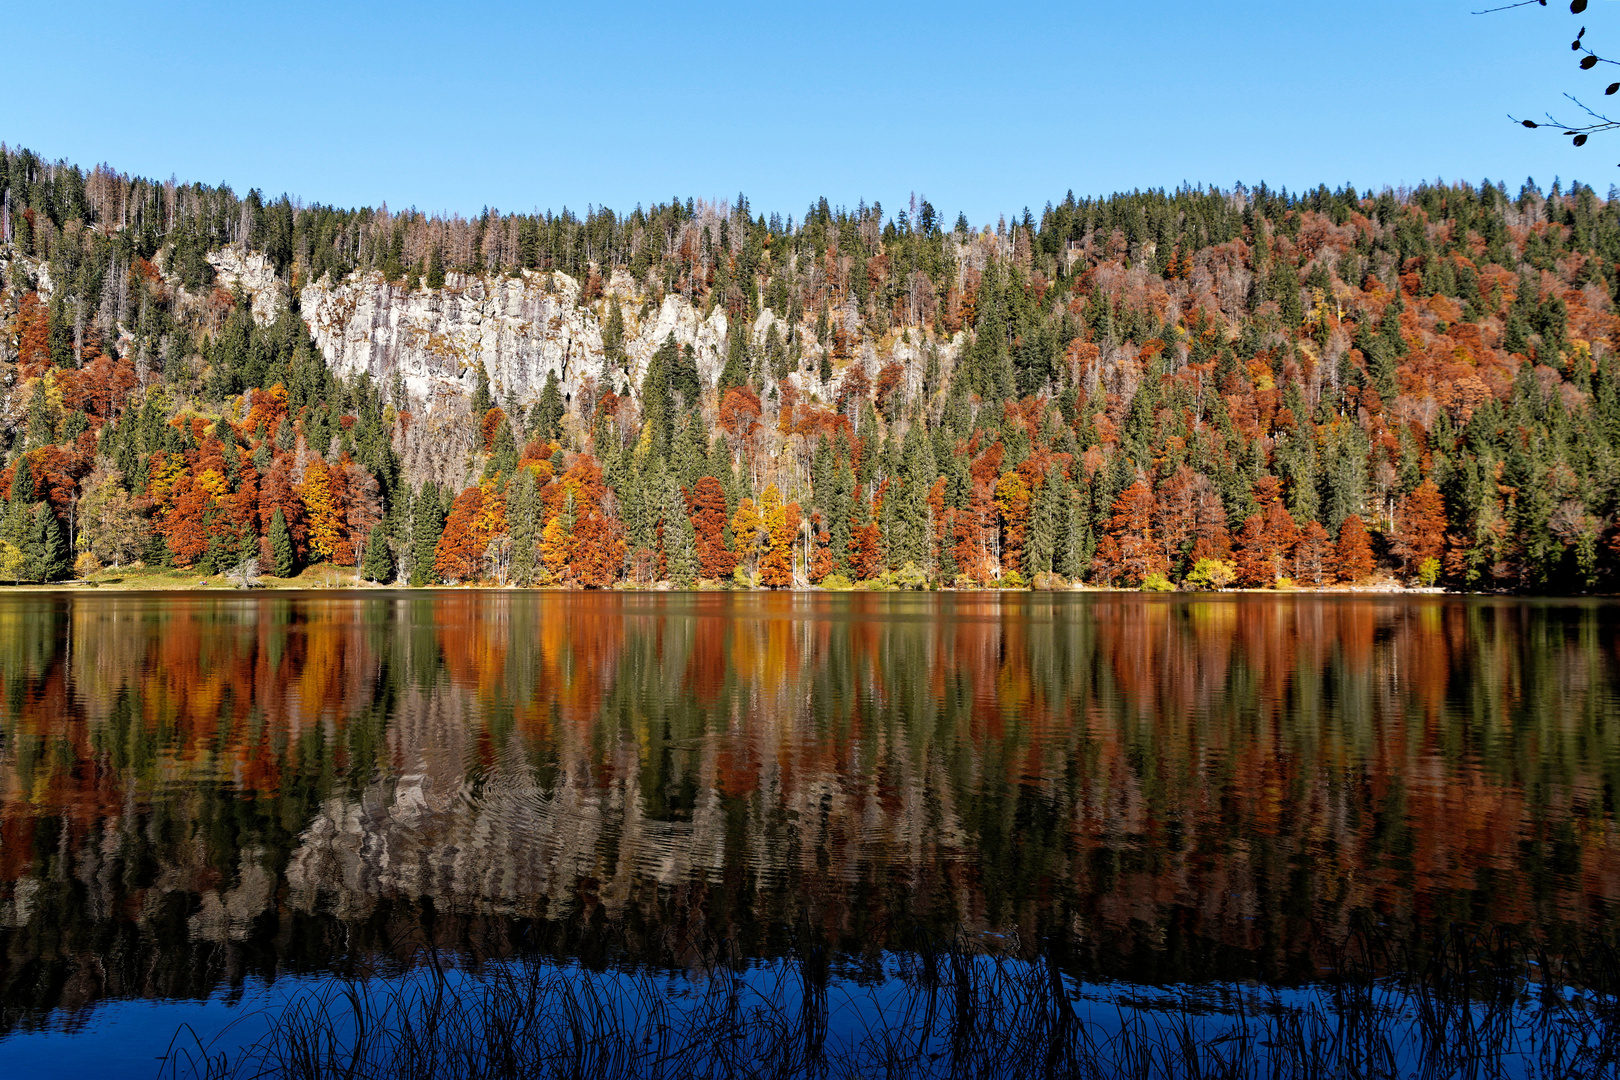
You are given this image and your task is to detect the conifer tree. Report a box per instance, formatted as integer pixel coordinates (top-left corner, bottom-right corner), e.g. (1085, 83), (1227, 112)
(470, 363), (493, 418)
(426, 244), (446, 289)
(664, 478), (698, 587)
(530, 372), (564, 441)
(362, 526), (393, 583)
(269, 507), (296, 577)
(33, 504), (68, 581)
(410, 481), (445, 586)
(508, 468), (542, 586)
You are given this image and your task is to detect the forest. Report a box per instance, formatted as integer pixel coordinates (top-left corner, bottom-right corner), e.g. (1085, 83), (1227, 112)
(1, 144), (1618, 592)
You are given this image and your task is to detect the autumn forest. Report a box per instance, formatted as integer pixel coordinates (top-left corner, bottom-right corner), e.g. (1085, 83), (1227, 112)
(3, 146), (1619, 593)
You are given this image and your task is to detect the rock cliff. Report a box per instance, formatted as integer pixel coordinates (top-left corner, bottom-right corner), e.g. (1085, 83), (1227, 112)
(203, 248), (957, 417)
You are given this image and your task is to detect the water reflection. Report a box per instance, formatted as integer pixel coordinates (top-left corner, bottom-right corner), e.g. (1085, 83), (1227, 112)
(2, 592), (1618, 1028)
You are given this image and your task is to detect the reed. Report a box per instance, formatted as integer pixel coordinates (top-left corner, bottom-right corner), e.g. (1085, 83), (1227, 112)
(159, 925), (1620, 1080)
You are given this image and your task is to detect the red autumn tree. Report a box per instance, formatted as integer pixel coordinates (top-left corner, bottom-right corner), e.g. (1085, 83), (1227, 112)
(1294, 519), (1335, 585)
(1105, 478), (1164, 585)
(850, 498), (884, 580)
(163, 476), (211, 567)
(435, 486), (488, 582)
(258, 455), (308, 558)
(1393, 479), (1447, 580)
(15, 293), (49, 374)
(557, 454), (624, 587)
(480, 407), (505, 453)
(689, 476), (737, 579)
(1336, 515), (1375, 583)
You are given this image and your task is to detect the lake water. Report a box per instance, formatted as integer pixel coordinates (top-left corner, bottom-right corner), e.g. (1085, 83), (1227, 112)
(1, 591), (1618, 1075)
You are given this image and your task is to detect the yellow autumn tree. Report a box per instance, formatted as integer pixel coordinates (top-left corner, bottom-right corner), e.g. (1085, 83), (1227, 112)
(759, 484), (799, 589)
(299, 458), (342, 562)
(539, 490), (575, 582)
(731, 497), (766, 577)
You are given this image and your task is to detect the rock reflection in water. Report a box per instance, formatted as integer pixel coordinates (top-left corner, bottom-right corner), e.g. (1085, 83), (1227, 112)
(2, 591), (1619, 1029)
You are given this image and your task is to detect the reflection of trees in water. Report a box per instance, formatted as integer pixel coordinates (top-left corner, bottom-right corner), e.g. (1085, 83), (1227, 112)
(2, 593), (1620, 1025)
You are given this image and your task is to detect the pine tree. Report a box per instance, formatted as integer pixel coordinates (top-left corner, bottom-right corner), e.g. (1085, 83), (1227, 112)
(269, 508), (296, 577)
(508, 468), (542, 586)
(411, 481), (445, 586)
(362, 526), (393, 582)
(719, 322), (750, 392)
(33, 504), (68, 581)
(1025, 468), (1058, 578)
(641, 338), (676, 458)
(24, 380), (55, 448)
(470, 363), (493, 418)
(664, 479), (698, 587)
(602, 297), (627, 380)
(426, 244), (446, 289)
(530, 372), (564, 441)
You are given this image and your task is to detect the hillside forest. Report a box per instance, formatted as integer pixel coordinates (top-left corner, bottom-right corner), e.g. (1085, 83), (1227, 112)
(1, 146), (1618, 592)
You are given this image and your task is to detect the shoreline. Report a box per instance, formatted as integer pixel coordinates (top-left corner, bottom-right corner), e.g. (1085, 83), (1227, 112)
(0, 571), (1529, 597)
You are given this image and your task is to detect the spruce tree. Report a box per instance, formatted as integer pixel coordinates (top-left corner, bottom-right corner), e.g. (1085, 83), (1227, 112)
(641, 339), (675, 458)
(470, 363), (493, 418)
(269, 508), (296, 577)
(664, 478), (698, 587)
(508, 468), (541, 586)
(530, 371), (564, 441)
(362, 526), (393, 583)
(1025, 469), (1057, 578)
(33, 504), (68, 581)
(411, 482), (445, 586)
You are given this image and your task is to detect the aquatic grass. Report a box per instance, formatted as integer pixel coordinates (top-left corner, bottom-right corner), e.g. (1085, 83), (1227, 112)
(159, 926), (1620, 1080)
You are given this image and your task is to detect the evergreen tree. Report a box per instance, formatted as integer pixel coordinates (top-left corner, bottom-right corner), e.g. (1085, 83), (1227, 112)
(33, 504), (68, 581)
(411, 482), (445, 586)
(508, 468), (542, 586)
(530, 371), (564, 441)
(470, 363), (493, 418)
(664, 478), (698, 587)
(269, 508), (296, 577)
(362, 526), (393, 583)
(641, 337), (676, 458)
(1025, 468), (1058, 578)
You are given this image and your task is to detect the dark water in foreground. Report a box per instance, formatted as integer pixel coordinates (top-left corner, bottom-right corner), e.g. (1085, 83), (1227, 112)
(1, 591), (1618, 1072)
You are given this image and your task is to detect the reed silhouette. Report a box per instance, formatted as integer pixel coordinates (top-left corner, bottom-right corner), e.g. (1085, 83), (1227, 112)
(158, 922), (1620, 1080)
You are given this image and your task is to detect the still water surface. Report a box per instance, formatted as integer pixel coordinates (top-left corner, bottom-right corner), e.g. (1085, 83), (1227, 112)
(1, 591), (1617, 1068)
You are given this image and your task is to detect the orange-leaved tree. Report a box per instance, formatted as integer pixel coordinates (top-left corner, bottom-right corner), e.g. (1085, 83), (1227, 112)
(689, 476), (736, 579)
(1336, 515), (1375, 583)
(1393, 479), (1446, 583)
(1104, 478), (1164, 585)
(435, 485), (489, 582)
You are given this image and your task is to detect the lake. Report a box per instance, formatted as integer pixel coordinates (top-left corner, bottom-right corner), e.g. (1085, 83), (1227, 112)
(1, 591), (1618, 1076)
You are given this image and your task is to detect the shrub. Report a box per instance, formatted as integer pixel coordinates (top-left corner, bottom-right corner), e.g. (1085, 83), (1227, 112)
(1140, 571), (1175, 592)
(1186, 558), (1237, 591)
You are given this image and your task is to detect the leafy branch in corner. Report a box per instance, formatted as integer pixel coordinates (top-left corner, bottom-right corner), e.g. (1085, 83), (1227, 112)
(1495, 0), (1620, 156)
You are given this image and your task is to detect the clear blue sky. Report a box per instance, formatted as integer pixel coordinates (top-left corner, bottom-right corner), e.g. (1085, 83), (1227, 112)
(5, 1), (1612, 225)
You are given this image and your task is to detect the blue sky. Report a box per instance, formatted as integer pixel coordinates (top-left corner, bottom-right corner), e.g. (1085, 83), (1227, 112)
(6, 1), (1614, 224)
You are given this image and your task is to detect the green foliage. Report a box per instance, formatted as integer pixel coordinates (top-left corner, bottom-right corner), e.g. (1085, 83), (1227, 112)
(269, 509), (296, 578)
(362, 526), (393, 583)
(1186, 559), (1238, 591)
